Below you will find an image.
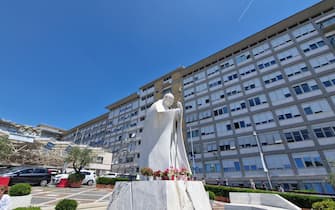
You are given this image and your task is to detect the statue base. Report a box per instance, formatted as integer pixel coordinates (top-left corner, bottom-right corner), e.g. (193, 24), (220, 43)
(107, 180), (211, 210)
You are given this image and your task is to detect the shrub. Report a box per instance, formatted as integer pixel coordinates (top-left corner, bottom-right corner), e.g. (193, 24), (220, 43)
(312, 199), (335, 210)
(9, 183), (31, 196)
(204, 185), (329, 209)
(140, 167), (153, 176)
(208, 191), (215, 200)
(68, 173), (85, 184)
(55, 199), (78, 210)
(14, 207), (41, 210)
(96, 177), (129, 185)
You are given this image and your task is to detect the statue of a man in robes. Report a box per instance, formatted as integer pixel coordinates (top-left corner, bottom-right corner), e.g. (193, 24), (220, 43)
(139, 93), (191, 173)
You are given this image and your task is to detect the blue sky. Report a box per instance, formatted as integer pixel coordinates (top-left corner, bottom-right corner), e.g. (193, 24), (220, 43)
(0, 0), (320, 130)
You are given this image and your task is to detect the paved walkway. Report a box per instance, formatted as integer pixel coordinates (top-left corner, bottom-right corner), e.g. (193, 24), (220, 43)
(32, 186), (226, 209)
(31, 186), (113, 209)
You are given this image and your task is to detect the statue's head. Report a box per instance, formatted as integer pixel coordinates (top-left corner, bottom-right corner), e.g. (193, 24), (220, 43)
(163, 93), (174, 108)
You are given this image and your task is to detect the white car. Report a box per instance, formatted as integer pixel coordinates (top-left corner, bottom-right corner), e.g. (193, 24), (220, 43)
(100, 172), (119, 178)
(52, 170), (96, 186)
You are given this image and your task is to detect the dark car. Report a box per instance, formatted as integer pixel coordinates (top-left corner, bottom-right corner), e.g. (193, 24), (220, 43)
(0, 166), (51, 186)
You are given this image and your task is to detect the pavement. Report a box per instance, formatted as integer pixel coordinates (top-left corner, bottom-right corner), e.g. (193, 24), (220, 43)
(31, 185), (225, 209)
(31, 185), (113, 209)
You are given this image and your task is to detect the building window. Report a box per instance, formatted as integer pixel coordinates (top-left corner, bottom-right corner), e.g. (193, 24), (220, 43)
(236, 51), (251, 65)
(222, 160), (241, 172)
(230, 100), (247, 113)
(257, 56), (276, 71)
(292, 23), (316, 40)
(320, 73), (335, 89)
(220, 58), (235, 71)
(199, 110), (212, 120)
(184, 88), (195, 98)
(317, 16), (335, 29)
(205, 162), (221, 173)
(243, 78), (262, 93)
(292, 80), (319, 95)
(216, 121), (232, 136)
(253, 111), (274, 125)
(211, 90), (225, 103)
(252, 43), (270, 57)
(259, 132), (283, 145)
(194, 72), (206, 82)
(183, 76), (194, 86)
(313, 126), (335, 138)
(213, 106), (229, 117)
(226, 85), (243, 98)
(195, 83), (208, 94)
(187, 129), (200, 138)
(219, 139), (236, 151)
(243, 157), (264, 171)
(284, 129), (310, 142)
(239, 64), (257, 79)
(277, 47), (300, 63)
(265, 155), (291, 170)
(269, 87), (292, 104)
(293, 153), (323, 169)
(185, 113), (198, 124)
(300, 37), (326, 54)
(208, 77), (223, 89)
(271, 34), (292, 50)
(248, 95), (267, 107)
(197, 96), (210, 108)
(223, 71), (239, 83)
(232, 117), (252, 130)
(206, 65), (220, 77)
(284, 62), (309, 80)
(206, 142), (218, 152)
(263, 71), (284, 86)
(302, 100), (332, 116)
(185, 100), (196, 111)
(238, 135), (257, 149)
(309, 53), (335, 71)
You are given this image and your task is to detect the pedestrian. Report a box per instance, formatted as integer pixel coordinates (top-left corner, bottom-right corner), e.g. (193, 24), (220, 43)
(262, 182), (268, 190)
(250, 179), (256, 190)
(0, 185), (10, 210)
(278, 185), (284, 192)
(202, 177), (206, 186)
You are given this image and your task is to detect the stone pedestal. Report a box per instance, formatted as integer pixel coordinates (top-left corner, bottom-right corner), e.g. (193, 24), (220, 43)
(107, 181), (211, 210)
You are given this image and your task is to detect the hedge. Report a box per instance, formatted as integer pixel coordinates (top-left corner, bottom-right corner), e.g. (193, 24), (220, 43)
(205, 184), (332, 209)
(9, 183), (31, 196)
(14, 207), (41, 210)
(55, 199), (78, 210)
(96, 177), (129, 185)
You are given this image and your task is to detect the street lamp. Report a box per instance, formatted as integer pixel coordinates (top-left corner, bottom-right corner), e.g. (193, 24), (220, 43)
(189, 127), (196, 176)
(253, 131), (273, 189)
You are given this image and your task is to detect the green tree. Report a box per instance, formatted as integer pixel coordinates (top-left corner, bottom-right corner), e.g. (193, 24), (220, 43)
(0, 136), (13, 161)
(65, 147), (92, 173)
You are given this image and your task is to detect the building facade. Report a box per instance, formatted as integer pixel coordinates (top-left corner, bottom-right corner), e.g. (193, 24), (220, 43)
(62, 0), (335, 194)
(182, 0), (335, 193)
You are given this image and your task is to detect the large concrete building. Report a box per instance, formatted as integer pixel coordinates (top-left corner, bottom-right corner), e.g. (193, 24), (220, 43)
(62, 0), (335, 194)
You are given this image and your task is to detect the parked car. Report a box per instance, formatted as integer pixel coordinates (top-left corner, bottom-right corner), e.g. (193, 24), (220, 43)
(52, 170), (96, 186)
(0, 166), (51, 186)
(100, 172), (119, 178)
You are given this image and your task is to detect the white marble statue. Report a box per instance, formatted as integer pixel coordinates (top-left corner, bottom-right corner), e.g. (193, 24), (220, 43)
(139, 93), (191, 173)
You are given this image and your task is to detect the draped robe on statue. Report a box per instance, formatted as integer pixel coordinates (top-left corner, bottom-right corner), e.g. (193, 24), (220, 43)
(139, 99), (191, 172)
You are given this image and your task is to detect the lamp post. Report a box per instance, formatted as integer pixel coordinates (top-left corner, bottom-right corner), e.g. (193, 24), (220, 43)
(253, 131), (273, 190)
(189, 127), (196, 176)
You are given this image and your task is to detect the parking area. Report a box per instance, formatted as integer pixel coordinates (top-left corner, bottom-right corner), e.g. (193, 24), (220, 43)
(31, 186), (113, 208)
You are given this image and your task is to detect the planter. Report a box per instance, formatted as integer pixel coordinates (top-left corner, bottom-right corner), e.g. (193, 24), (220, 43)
(215, 196), (230, 203)
(148, 176), (154, 181)
(10, 194), (32, 209)
(69, 181), (82, 188)
(96, 184), (114, 189)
